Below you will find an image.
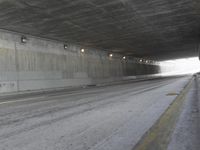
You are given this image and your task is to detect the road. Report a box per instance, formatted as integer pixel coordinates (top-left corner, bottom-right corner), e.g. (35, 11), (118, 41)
(0, 76), (191, 150)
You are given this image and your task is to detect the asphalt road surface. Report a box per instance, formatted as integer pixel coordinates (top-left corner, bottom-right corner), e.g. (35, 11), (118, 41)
(0, 76), (191, 150)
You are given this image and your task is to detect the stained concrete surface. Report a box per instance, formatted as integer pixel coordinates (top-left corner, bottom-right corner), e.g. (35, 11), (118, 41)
(0, 30), (160, 93)
(0, 77), (190, 150)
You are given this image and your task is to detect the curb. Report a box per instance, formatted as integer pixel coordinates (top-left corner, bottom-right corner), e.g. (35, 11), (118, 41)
(132, 77), (194, 150)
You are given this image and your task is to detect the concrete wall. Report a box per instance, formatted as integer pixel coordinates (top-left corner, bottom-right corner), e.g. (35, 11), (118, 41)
(0, 30), (160, 93)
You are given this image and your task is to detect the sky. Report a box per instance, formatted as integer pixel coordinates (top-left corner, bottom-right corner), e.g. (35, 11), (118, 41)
(159, 57), (200, 76)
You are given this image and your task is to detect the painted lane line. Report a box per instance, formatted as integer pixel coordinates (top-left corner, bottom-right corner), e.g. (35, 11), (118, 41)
(0, 96), (45, 105)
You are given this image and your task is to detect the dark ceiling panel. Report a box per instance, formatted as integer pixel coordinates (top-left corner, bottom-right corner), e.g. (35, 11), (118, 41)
(0, 0), (199, 60)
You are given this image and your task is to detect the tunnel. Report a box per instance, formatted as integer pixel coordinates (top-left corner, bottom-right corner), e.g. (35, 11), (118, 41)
(0, 1), (199, 150)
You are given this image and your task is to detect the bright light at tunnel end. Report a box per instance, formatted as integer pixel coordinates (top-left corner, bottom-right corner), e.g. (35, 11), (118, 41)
(159, 57), (200, 76)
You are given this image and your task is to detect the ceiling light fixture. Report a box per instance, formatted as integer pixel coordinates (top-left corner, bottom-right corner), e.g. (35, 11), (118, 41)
(64, 44), (68, 49)
(21, 36), (27, 43)
(81, 48), (85, 53)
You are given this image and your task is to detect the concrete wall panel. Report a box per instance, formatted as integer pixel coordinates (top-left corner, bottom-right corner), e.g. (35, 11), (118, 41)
(0, 30), (160, 93)
(19, 79), (92, 91)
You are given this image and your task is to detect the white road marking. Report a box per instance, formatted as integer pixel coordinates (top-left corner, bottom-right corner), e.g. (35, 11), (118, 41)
(0, 96), (44, 105)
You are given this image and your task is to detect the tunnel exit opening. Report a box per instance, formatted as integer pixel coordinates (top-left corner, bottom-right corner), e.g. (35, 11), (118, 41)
(159, 57), (200, 76)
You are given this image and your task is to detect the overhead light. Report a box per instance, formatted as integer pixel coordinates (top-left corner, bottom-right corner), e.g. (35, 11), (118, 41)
(81, 48), (85, 53)
(146, 60), (148, 63)
(21, 36), (27, 43)
(64, 44), (68, 49)
(122, 56), (126, 60)
(140, 59), (142, 62)
(109, 53), (113, 57)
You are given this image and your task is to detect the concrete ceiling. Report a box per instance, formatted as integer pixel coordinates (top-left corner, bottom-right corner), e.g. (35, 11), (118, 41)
(0, 0), (199, 60)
